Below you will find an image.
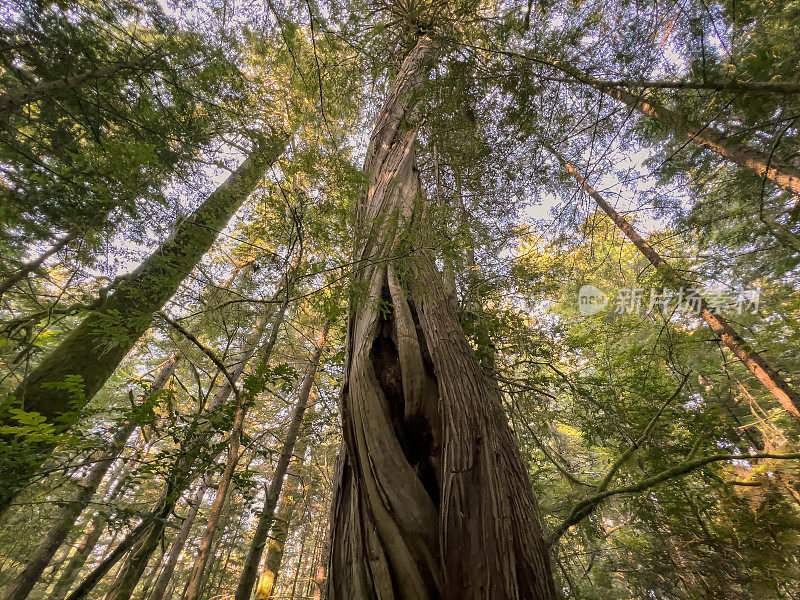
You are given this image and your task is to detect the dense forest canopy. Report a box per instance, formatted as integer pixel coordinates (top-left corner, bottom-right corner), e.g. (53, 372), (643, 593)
(0, 0), (799, 598)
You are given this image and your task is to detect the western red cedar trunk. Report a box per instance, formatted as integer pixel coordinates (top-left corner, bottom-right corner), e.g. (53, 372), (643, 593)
(146, 474), (211, 600)
(233, 321), (330, 600)
(253, 410), (313, 600)
(0, 132), (288, 516)
(327, 35), (556, 600)
(1, 354), (177, 600)
(556, 153), (800, 424)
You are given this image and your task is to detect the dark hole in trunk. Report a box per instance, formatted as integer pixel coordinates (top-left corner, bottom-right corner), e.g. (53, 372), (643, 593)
(370, 284), (440, 507)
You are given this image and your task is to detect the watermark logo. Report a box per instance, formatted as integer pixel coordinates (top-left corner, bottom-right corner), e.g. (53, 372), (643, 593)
(578, 284), (609, 316)
(578, 285), (761, 317)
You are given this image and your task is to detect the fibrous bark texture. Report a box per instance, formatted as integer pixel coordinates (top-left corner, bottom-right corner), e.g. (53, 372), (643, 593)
(327, 35), (556, 600)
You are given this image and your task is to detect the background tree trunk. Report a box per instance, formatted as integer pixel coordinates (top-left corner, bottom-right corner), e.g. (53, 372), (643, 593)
(146, 474), (211, 600)
(0, 132), (288, 516)
(1, 354), (177, 600)
(556, 152), (800, 424)
(233, 321), (329, 600)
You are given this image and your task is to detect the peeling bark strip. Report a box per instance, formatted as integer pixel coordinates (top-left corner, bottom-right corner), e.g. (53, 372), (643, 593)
(328, 36), (556, 600)
(558, 154), (800, 425)
(0, 132), (288, 515)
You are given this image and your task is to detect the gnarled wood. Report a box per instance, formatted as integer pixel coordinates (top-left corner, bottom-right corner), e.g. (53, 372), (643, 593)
(328, 35), (556, 600)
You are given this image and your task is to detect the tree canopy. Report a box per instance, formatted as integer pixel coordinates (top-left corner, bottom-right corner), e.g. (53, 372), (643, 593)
(1, 1), (799, 599)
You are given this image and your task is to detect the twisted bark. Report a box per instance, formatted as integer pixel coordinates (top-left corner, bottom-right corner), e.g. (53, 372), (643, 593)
(327, 35), (556, 600)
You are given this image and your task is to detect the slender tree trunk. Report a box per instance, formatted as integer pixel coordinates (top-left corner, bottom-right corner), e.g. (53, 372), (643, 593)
(233, 321), (330, 600)
(0, 52), (162, 115)
(327, 35), (556, 600)
(599, 83), (800, 202)
(253, 413), (313, 600)
(312, 524), (331, 600)
(561, 153), (800, 418)
(181, 404), (246, 600)
(100, 290), (291, 600)
(532, 59), (800, 203)
(0, 132), (289, 516)
(50, 514), (108, 599)
(65, 501), (169, 600)
(1, 355), (176, 600)
(0, 423), (136, 600)
(146, 475), (211, 600)
(49, 432), (147, 599)
(102, 500), (174, 600)
(556, 153), (800, 424)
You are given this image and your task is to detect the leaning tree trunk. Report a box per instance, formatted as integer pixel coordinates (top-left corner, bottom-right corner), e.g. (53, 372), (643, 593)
(535, 60), (800, 204)
(182, 256), (299, 600)
(146, 474), (212, 600)
(253, 410), (313, 600)
(1, 354), (177, 600)
(327, 35), (556, 600)
(233, 321), (329, 600)
(0, 132), (289, 516)
(0, 52), (162, 116)
(555, 152), (800, 425)
(181, 403), (246, 600)
(49, 480), (127, 599)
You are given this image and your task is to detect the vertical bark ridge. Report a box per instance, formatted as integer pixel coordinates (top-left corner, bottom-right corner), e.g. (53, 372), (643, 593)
(328, 33), (556, 600)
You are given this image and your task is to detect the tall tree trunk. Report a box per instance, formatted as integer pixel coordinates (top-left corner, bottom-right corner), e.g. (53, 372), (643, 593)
(49, 432), (147, 599)
(311, 523), (330, 600)
(555, 152), (800, 424)
(181, 282), (294, 600)
(233, 321), (330, 600)
(146, 475), (211, 600)
(0, 215), (97, 303)
(1, 354), (177, 600)
(253, 412), (313, 600)
(327, 36), (556, 600)
(65, 499), (171, 600)
(534, 60), (800, 203)
(0, 131), (289, 516)
(0, 52), (162, 115)
(181, 404), (246, 600)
